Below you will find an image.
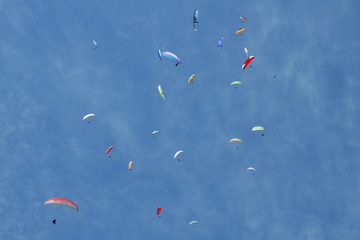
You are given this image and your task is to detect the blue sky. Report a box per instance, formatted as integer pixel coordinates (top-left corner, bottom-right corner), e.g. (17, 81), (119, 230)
(0, 0), (359, 239)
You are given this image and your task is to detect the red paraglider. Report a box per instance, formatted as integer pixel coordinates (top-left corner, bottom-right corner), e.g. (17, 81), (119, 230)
(106, 146), (114, 154)
(242, 56), (255, 70)
(157, 206), (162, 217)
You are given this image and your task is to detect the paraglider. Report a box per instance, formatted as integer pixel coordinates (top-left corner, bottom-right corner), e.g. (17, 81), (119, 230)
(157, 206), (162, 217)
(83, 113), (95, 124)
(252, 126), (265, 136)
(106, 146), (114, 157)
(189, 220), (198, 229)
(161, 51), (181, 66)
(92, 40), (97, 50)
(128, 161), (133, 170)
(157, 49), (162, 60)
(240, 16), (248, 22)
(242, 56), (255, 70)
(217, 37), (224, 48)
(244, 47), (248, 56)
(235, 28), (246, 34)
(188, 74), (196, 84)
(230, 138), (242, 149)
(158, 85), (166, 100)
(247, 167), (256, 175)
(44, 197), (79, 212)
(193, 9), (199, 31)
(152, 130), (159, 136)
(231, 81), (242, 89)
(174, 150), (183, 161)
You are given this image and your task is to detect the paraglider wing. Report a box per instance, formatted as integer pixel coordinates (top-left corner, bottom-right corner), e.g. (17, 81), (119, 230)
(189, 220), (198, 225)
(242, 56), (255, 70)
(251, 126), (265, 131)
(92, 40), (97, 49)
(157, 49), (162, 60)
(174, 150), (183, 159)
(128, 161), (133, 170)
(157, 206), (162, 215)
(83, 113), (95, 120)
(158, 85), (166, 100)
(235, 28), (246, 34)
(247, 167), (256, 174)
(193, 9), (199, 31)
(152, 130), (159, 135)
(230, 81), (242, 85)
(229, 138), (242, 143)
(162, 52), (181, 65)
(44, 197), (79, 212)
(240, 16), (248, 22)
(217, 37), (224, 48)
(188, 74), (196, 84)
(106, 146), (114, 154)
(244, 47), (248, 56)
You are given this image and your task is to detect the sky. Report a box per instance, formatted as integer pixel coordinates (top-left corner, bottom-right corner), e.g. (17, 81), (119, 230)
(0, 0), (359, 239)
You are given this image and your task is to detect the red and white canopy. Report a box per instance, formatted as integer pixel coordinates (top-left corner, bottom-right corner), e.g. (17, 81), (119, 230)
(44, 197), (79, 212)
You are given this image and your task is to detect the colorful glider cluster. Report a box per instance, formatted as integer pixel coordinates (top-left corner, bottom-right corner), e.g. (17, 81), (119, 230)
(45, 9), (268, 228)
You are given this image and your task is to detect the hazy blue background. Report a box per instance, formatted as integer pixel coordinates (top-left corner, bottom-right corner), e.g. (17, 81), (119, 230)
(0, 0), (359, 239)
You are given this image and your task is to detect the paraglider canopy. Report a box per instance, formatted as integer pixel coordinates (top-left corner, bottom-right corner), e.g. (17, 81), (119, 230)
(240, 16), (248, 22)
(252, 126), (265, 136)
(158, 85), (166, 100)
(44, 197), (79, 212)
(106, 146), (114, 155)
(152, 130), (159, 135)
(189, 220), (198, 225)
(188, 74), (196, 84)
(92, 40), (97, 49)
(83, 113), (95, 120)
(247, 167), (256, 175)
(252, 126), (265, 131)
(231, 81), (242, 86)
(161, 51), (181, 66)
(128, 161), (133, 170)
(217, 38), (224, 48)
(157, 49), (162, 60)
(229, 138), (242, 143)
(174, 150), (183, 160)
(193, 9), (199, 31)
(242, 56), (255, 70)
(235, 28), (246, 34)
(157, 206), (162, 215)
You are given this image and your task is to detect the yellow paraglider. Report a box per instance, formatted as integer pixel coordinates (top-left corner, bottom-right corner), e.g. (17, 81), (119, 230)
(158, 85), (166, 100)
(229, 138), (242, 143)
(188, 74), (196, 84)
(244, 48), (248, 56)
(231, 81), (242, 85)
